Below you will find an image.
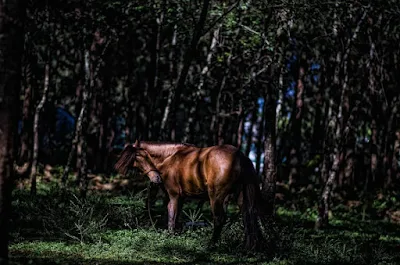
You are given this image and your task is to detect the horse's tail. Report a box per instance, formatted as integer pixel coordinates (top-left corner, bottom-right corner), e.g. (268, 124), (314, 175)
(114, 145), (136, 175)
(239, 152), (265, 250)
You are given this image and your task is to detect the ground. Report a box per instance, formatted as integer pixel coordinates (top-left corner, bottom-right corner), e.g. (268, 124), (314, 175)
(8, 171), (400, 265)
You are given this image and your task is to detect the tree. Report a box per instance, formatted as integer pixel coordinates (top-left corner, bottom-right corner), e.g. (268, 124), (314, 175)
(0, 0), (27, 263)
(160, 0), (211, 140)
(316, 4), (370, 229)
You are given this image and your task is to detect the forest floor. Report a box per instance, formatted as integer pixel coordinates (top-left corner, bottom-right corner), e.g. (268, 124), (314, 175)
(8, 171), (400, 265)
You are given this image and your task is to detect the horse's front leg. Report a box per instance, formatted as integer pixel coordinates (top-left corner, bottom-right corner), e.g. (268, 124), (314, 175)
(167, 196), (179, 233)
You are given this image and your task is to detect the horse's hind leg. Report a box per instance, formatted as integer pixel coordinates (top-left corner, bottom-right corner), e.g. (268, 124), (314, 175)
(209, 197), (227, 245)
(196, 199), (205, 213)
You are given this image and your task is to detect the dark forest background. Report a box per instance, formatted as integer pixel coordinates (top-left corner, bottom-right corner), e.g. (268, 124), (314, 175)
(1, 0), (400, 264)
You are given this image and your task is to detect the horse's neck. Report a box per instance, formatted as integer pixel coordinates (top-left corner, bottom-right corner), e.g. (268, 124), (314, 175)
(140, 142), (182, 166)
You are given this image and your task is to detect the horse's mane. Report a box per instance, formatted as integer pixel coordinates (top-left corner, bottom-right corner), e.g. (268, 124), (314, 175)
(141, 141), (196, 158)
(114, 145), (136, 175)
(142, 141), (195, 147)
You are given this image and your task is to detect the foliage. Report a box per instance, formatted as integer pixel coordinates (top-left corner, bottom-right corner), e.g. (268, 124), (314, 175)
(11, 0), (400, 262)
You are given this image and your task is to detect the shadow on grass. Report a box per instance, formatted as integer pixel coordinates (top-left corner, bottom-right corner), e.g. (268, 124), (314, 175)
(11, 256), (184, 265)
(10, 250), (261, 265)
(10, 188), (400, 265)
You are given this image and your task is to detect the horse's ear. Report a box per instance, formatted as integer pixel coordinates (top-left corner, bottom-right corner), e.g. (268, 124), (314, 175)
(134, 139), (140, 148)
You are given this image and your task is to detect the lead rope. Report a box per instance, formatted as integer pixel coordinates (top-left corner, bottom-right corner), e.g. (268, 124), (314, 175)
(147, 182), (156, 228)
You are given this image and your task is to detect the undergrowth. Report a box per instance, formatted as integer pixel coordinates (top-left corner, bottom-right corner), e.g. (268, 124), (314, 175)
(9, 185), (400, 265)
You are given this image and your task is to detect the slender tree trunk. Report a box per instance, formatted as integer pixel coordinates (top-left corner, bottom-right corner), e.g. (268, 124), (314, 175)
(237, 103), (244, 149)
(98, 67), (110, 173)
(367, 14), (382, 190)
(159, 25), (177, 139)
(0, 0), (26, 262)
(316, 6), (369, 228)
(367, 22), (377, 192)
(311, 92), (323, 155)
(30, 4), (52, 196)
(262, 82), (277, 216)
(147, 0), (165, 140)
(260, 6), (286, 209)
(256, 102), (266, 175)
(288, 63), (305, 187)
(30, 63), (50, 196)
(210, 75), (226, 145)
(245, 105), (258, 156)
(182, 27), (219, 142)
(384, 102), (398, 188)
(389, 128), (400, 189)
(160, 0), (210, 140)
(316, 2), (341, 227)
(62, 52), (89, 187)
(217, 116), (226, 145)
(16, 62), (33, 176)
(76, 50), (91, 196)
(61, 80), (82, 186)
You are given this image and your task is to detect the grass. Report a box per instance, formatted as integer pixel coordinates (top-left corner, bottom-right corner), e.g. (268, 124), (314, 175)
(8, 180), (400, 265)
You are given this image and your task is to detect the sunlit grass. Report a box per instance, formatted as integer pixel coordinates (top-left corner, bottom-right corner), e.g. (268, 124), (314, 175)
(8, 183), (400, 265)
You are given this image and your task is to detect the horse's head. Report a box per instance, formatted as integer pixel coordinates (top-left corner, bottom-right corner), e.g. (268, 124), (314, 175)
(114, 143), (162, 184)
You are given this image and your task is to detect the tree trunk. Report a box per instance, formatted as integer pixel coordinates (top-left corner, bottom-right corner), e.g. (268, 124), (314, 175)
(288, 63), (305, 187)
(30, 63), (50, 196)
(159, 25), (177, 139)
(77, 50), (92, 197)
(245, 105), (258, 156)
(366, 14), (382, 191)
(262, 83), (277, 216)
(316, 6), (369, 229)
(183, 27), (219, 142)
(0, 0), (26, 262)
(160, 0), (210, 140)
(210, 75), (226, 145)
(16, 62), (33, 176)
(62, 51), (90, 188)
(311, 92), (323, 155)
(236, 103), (244, 149)
(256, 102), (266, 175)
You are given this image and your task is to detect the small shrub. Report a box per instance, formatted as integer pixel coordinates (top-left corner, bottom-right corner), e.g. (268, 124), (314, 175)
(34, 191), (109, 244)
(106, 190), (147, 229)
(63, 194), (108, 244)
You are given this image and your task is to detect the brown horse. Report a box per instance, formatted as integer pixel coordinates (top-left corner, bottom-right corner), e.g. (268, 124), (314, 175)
(114, 140), (266, 250)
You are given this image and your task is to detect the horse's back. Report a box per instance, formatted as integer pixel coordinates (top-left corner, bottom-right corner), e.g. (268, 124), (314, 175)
(201, 145), (242, 189)
(166, 144), (252, 196)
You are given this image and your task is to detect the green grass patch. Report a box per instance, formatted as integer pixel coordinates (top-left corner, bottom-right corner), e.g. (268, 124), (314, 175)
(9, 186), (400, 265)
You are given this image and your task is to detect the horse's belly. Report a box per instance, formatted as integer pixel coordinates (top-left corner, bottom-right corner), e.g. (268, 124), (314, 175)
(182, 186), (207, 197)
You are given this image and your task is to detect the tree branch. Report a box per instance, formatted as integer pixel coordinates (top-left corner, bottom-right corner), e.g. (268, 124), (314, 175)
(202, 0), (240, 37)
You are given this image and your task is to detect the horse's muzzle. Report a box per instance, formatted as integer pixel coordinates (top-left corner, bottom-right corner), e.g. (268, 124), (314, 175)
(148, 171), (162, 184)
(153, 174), (162, 184)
